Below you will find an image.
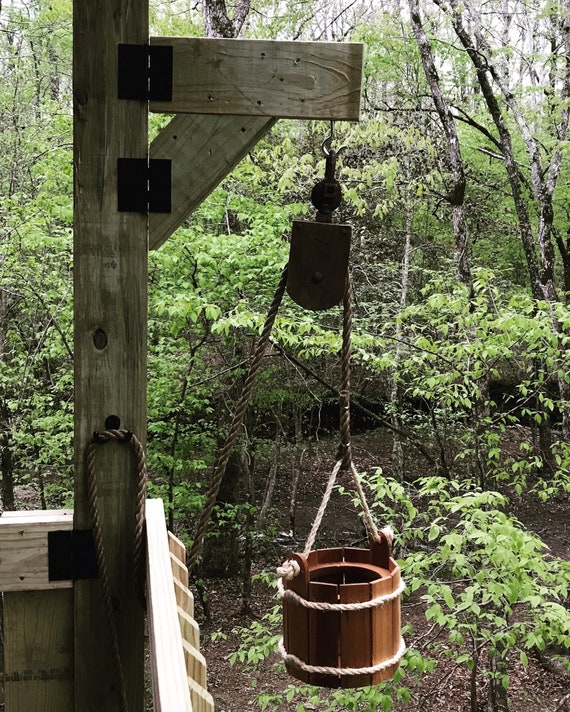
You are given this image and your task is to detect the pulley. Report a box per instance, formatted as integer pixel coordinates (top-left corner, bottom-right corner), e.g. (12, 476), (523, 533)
(287, 124), (351, 311)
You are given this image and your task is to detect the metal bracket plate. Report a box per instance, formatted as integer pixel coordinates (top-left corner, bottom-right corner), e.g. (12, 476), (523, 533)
(118, 43), (173, 102)
(117, 157), (172, 213)
(48, 529), (99, 581)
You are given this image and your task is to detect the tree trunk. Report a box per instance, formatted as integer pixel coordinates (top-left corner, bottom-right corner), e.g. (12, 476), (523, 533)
(431, 0), (570, 455)
(240, 444), (255, 615)
(409, 0), (472, 293)
(259, 425), (282, 520)
(202, 0), (251, 38)
(390, 172), (413, 481)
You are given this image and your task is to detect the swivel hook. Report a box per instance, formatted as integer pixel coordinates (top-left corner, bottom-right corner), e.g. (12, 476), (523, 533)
(321, 121), (347, 158)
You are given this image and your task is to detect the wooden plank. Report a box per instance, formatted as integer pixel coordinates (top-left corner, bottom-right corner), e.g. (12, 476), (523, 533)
(371, 574), (399, 684)
(150, 37), (363, 120)
(181, 639), (207, 686)
(284, 554), (311, 684)
(187, 675), (215, 712)
(0, 510), (73, 591)
(2, 509), (73, 520)
(146, 498), (192, 712)
(174, 577), (194, 616)
(339, 581), (373, 688)
(73, 0), (147, 708)
(168, 531), (186, 563)
(178, 606), (200, 649)
(308, 580), (339, 687)
(149, 114), (275, 249)
(4, 589), (73, 712)
(170, 551), (189, 589)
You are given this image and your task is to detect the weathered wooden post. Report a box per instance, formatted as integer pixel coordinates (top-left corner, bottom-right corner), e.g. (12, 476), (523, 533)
(73, 0), (148, 708)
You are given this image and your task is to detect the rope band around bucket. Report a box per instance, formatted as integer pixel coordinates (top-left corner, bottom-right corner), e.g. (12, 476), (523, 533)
(277, 574), (406, 611)
(278, 636), (406, 678)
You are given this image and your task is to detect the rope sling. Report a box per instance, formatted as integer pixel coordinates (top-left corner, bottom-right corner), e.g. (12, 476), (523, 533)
(185, 126), (405, 686)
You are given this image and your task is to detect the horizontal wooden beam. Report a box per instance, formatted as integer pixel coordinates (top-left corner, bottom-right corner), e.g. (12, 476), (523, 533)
(149, 113), (275, 249)
(149, 37), (363, 120)
(0, 510), (73, 591)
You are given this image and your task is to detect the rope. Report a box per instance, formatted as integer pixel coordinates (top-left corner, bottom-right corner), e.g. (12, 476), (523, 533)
(295, 272), (382, 555)
(187, 264), (289, 573)
(278, 636), (406, 678)
(277, 575), (406, 611)
(303, 459), (343, 555)
(86, 428), (148, 712)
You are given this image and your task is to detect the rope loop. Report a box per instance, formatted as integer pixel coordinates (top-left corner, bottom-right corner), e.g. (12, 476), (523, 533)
(86, 428), (148, 712)
(276, 559), (300, 581)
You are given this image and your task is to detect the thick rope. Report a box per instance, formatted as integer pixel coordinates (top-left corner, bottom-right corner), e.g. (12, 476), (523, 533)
(278, 636), (406, 677)
(296, 272), (381, 555)
(86, 429), (148, 712)
(277, 574), (406, 611)
(337, 273), (352, 468)
(187, 265), (289, 573)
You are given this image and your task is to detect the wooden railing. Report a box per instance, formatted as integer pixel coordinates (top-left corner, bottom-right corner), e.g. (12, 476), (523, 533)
(146, 499), (214, 712)
(0, 501), (214, 711)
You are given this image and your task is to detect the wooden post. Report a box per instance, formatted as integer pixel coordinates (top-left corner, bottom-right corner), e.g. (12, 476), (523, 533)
(73, 0), (148, 709)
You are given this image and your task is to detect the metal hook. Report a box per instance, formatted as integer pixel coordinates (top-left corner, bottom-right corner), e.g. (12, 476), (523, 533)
(321, 120), (347, 158)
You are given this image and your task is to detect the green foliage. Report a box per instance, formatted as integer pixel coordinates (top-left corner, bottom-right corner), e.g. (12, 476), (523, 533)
(227, 473), (569, 711)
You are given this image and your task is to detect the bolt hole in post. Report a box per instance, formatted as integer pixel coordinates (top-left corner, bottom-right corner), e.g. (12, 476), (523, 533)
(93, 328), (108, 350)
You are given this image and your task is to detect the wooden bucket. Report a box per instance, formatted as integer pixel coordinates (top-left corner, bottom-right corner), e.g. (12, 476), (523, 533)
(281, 533), (403, 688)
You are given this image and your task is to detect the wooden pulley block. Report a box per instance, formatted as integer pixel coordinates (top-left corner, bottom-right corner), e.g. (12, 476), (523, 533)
(286, 220), (351, 311)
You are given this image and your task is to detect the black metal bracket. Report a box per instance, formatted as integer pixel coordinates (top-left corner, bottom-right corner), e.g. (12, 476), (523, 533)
(117, 157), (172, 213)
(118, 43), (173, 102)
(48, 529), (99, 582)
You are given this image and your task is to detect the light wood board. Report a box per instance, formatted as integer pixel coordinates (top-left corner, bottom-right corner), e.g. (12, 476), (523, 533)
(150, 37), (363, 120)
(0, 510), (73, 592)
(149, 113), (275, 249)
(4, 589), (73, 712)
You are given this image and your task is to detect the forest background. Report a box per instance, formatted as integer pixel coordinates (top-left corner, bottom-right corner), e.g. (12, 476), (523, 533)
(1, 0), (570, 710)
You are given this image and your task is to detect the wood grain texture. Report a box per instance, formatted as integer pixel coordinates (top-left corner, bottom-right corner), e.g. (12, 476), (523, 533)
(166, 521), (214, 712)
(0, 510), (72, 591)
(4, 589), (73, 712)
(149, 113), (275, 249)
(150, 37), (363, 120)
(73, 0), (147, 708)
(146, 499), (192, 712)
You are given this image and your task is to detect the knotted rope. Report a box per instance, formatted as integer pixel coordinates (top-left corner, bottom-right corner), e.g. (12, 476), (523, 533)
(86, 428), (148, 712)
(187, 265), (289, 573)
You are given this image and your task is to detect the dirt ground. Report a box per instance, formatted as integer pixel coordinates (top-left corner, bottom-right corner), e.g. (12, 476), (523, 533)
(195, 429), (570, 712)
